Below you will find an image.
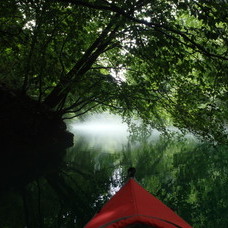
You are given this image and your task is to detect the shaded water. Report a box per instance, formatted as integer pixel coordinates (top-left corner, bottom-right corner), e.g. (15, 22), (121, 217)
(67, 117), (228, 228)
(1, 114), (228, 228)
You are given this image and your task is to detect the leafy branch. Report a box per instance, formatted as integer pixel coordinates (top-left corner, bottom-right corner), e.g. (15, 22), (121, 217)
(56, 0), (228, 61)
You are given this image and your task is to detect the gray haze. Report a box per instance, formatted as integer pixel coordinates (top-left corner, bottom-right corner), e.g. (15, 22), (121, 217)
(70, 113), (129, 153)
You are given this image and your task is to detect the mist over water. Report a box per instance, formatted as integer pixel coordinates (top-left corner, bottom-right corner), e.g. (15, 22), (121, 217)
(70, 113), (129, 152)
(69, 113), (193, 153)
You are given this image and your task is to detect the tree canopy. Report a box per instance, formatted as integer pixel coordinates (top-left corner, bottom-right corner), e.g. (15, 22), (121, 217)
(1, 0), (227, 141)
(0, 0), (228, 227)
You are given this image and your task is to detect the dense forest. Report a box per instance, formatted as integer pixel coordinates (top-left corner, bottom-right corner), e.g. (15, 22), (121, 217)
(0, 0), (227, 227)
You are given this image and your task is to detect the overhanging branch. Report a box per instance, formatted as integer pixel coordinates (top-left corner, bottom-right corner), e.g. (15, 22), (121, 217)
(54, 0), (228, 61)
(43, 15), (121, 109)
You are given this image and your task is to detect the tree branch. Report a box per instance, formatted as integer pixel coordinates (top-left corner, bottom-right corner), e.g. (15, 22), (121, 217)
(55, 0), (228, 61)
(63, 103), (99, 119)
(43, 15), (121, 109)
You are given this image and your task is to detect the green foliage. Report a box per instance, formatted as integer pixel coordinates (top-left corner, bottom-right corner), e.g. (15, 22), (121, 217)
(1, 1), (228, 227)
(1, 0), (227, 142)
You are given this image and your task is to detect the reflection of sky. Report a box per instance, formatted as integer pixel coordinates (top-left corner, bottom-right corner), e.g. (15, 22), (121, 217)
(70, 113), (129, 153)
